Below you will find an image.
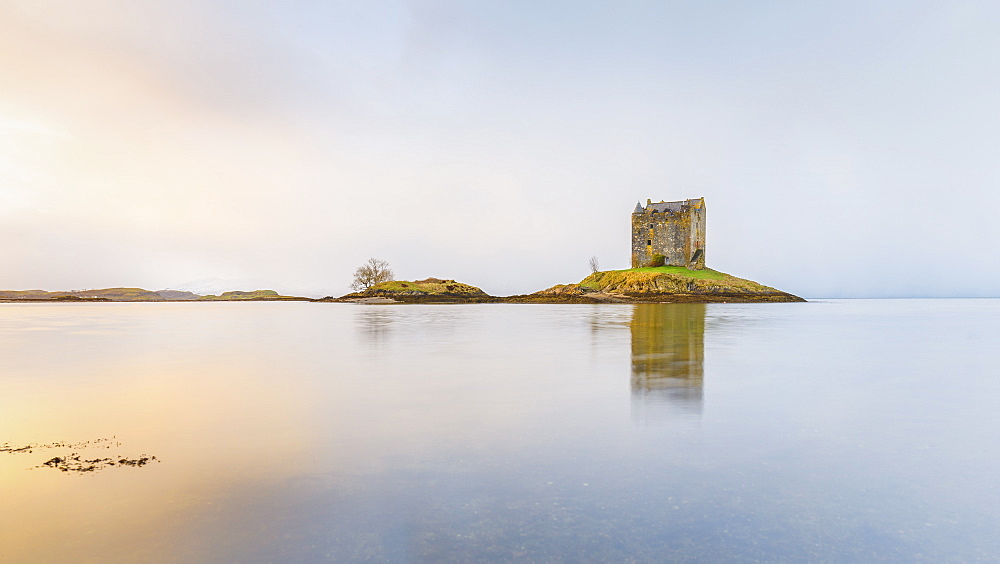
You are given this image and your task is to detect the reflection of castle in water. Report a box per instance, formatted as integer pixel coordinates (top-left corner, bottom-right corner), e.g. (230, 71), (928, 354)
(630, 304), (705, 424)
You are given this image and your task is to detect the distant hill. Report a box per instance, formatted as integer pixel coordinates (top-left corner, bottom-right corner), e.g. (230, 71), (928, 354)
(195, 290), (309, 301)
(155, 290), (201, 300)
(0, 290), (57, 300)
(75, 288), (166, 301)
(0, 288), (164, 301)
(0, 287), (309, 302)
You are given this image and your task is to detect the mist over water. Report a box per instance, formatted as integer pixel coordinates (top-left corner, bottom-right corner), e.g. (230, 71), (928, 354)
(2, 300), (999, 561)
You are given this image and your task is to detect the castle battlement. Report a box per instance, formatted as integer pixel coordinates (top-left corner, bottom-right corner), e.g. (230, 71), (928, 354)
(631, 198), (706, 269)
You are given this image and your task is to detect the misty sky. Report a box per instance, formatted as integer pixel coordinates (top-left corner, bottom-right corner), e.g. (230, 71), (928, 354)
(2, 1), (999, 298)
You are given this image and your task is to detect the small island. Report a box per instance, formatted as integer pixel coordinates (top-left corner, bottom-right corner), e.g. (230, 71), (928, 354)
(507, 265), (803, 303)
(322, 278), (498, 304)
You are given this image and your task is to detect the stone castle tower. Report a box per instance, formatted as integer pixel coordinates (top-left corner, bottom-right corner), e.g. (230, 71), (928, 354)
(631, 197), (706, 269)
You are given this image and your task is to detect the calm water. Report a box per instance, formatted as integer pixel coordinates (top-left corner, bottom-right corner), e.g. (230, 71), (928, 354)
(2, 299), (999, 562)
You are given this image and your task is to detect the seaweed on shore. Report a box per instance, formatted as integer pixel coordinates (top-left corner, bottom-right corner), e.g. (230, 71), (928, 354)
(1, 437), (121, 454)
(1, 438), (159, 474)
(41, 453), (159, 473)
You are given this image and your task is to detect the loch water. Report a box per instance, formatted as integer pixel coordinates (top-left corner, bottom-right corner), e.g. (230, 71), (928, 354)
(1, 299), (999, 562)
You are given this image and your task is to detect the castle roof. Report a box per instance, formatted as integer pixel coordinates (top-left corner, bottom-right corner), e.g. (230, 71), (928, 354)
(636, 198), (705, 214)
(647, 200), (684, 213)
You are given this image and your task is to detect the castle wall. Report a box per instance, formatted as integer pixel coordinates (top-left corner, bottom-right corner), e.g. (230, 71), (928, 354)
(631, 198), (706, 269)
(688, 202), (706, 269)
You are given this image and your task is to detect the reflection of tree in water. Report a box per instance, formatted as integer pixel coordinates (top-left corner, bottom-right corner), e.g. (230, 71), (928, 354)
(357, 307), (395, 344)
(630, 304), (705, 424)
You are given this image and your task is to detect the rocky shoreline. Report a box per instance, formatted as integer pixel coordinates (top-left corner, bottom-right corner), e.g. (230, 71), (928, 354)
(500, 291), (804, 304)
(328, 292), (803, 304)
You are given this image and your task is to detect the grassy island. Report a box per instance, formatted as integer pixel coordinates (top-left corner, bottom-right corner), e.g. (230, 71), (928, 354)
(505, 266), (804, 303)
(324, 278), (497, 304)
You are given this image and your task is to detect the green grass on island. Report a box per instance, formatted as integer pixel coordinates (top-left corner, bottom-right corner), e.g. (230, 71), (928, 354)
(328, 278), (497, 302)
(363, 278), (487, 296)
(597, 265), (726, 281)
(571, 266), (780, 295)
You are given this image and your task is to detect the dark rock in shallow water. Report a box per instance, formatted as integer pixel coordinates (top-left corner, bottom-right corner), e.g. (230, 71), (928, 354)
(2, 438), (159, 474)
(41, 454), (158, 472)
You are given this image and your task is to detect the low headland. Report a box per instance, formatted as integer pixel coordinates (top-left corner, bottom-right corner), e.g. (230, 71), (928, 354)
(0, 288), (311, 303)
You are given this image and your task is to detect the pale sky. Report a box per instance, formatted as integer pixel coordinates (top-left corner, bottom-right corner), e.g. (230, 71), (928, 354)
(2, 1), (999, 298)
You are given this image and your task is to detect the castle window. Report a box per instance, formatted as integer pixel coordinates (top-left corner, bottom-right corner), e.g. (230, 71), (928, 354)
(648, 224), (653, 229)
(647, 240), (651, 245)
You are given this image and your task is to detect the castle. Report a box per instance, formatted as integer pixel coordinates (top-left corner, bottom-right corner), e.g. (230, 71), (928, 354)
(631, 198), (706, 270)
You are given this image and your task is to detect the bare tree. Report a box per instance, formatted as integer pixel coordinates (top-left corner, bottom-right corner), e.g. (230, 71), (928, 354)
(588, 256), (600, 273)
(351, 258), (395, 291)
